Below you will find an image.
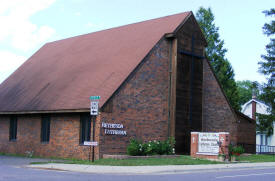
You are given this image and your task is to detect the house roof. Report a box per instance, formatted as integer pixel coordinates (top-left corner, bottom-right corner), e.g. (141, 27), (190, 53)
(235, 110), (255, 123)
(0, 12), (191, 113)
(241, 99), (269, 113)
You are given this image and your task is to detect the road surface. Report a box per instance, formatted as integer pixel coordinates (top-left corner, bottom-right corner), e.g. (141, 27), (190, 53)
(1, 156), (275, 181)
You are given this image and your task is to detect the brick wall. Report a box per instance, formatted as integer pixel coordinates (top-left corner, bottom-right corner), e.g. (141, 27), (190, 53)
(202, 59), (238, 143)
(236, 113), (256, 153)
(99, 38), (170, 157)
(0, 113), (100, 160)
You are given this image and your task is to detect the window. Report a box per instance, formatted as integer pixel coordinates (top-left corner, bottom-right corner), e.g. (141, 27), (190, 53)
(260, 134), (268, 145)
(80, 114), (91, 144)
(41, 115), (51, 142)
(260, 135), (264, 145)
(9, 116), (17, 141)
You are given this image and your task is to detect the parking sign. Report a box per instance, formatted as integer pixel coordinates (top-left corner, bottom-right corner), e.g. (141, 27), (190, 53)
(90, 96), (100, 115)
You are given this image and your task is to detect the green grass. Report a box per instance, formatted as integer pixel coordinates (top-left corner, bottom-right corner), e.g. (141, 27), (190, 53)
(238, 154), (275, 163)
(3, 152), (275, 166)
(68, 154), (275, 166)
(0, 152), (26, 157)
(61, 156), (221, 166)
(0, 152), (67, 163)
(1, 152), (220, 166)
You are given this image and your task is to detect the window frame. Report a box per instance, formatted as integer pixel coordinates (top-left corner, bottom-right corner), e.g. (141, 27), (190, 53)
(9, 116), (17, 141)
(41, 115), (51, 143)
(79, 114), (91, 144)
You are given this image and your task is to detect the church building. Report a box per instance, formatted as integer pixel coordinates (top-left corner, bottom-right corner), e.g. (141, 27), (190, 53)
(0, 11), (255, 159)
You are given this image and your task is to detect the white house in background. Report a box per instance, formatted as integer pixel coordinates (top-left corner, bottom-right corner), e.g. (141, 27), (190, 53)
(242, 96), (273, 149)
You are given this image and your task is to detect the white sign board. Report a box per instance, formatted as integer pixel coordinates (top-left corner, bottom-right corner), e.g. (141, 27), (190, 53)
(90, 101), (99, 115)
(198, 132), (219, 155)
(84, 141), (98, 146)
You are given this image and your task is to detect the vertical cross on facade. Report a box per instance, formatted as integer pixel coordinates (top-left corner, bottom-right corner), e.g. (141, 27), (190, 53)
(189, 35), (195, 126)
(179, 34), (204, 127)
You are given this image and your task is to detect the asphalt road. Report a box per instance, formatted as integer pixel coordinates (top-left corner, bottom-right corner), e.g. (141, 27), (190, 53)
(1, 156), (275, 181)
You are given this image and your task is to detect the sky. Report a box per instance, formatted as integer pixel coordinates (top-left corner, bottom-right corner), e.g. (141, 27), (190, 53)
(0, 0), (274, 84)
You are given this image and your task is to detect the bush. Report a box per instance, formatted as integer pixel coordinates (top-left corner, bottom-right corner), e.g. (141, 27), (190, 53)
(229, 144), (245, 156)
(232, 146), (245, 156)
(127, 139), (144, 156)
(127, 137), (175, 156)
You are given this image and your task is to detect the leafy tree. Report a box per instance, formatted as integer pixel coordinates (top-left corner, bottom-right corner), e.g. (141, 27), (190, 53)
(257, 8), (275, 136)
(196, 7), (241, 111)
(237, 80), (260, 106)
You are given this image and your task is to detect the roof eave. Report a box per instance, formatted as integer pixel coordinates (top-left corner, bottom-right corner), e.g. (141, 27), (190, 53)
(235, 110), (256, 123)
(0, 109), (90, 115)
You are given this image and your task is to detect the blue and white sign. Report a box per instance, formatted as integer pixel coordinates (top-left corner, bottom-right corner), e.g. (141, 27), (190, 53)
(90, 96), (100, 115)
(90, 101), (99, 115)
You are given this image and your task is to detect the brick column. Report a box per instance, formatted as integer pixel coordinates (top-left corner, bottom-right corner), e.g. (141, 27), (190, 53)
(219, 132), (230, 157)
(190, 132), (199, 157)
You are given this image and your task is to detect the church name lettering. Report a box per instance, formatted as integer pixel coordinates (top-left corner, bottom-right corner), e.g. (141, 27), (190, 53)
(102, 122), (124, 129)
(101, 122), (127, 136)
(104, 129), (127, 135)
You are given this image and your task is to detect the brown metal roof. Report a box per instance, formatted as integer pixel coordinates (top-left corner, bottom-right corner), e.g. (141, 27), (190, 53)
(0, 12), (191, 112)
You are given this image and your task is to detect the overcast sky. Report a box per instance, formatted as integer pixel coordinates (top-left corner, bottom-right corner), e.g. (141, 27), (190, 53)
(0, 0), (274, 84)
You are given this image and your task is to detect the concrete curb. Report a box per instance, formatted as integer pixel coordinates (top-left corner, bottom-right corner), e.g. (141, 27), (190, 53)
(27, 162), (275, 175)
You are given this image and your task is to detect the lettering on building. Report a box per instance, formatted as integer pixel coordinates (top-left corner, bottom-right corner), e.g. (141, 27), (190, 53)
(102, 122), (127, 136)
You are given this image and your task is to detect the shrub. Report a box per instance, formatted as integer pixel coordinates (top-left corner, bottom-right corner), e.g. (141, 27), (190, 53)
(127, 139), (144, 156)
(232, 146), (245, 156)
(229, 144), (245, 157)
(127, 137), (175, 156)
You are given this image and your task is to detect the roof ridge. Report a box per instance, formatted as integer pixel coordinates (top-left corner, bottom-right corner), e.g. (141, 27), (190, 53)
(48, 11), (191, 45)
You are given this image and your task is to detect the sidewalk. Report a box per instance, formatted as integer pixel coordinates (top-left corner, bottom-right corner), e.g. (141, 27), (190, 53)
(27, 162), (275, 174)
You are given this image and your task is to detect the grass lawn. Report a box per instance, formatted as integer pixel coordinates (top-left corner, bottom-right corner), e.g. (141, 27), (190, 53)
(29, 154), (275, 166)
(238, 154), (275, 163)
(1, 152), (220, 166)
(3, 152), (275, 166)
(52, 156), (222, 166)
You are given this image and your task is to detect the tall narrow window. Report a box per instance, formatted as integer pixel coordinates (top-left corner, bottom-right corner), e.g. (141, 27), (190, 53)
(9, 116), (17, 141)
(41, 115), (51, 142)
(80, 114), (91, 144)
(260, 134), (264, 145)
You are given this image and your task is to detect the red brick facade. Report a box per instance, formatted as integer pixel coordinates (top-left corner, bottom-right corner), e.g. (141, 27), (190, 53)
(98, 38), (170, 157)
(0, 114), (100, 160)
(202, 59), (238, 143)
(236, 113), (256, 153)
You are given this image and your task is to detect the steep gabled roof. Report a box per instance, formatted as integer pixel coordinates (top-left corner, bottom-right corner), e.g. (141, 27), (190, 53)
(241, 99), (270, 112)
(0, 12), (191, 113)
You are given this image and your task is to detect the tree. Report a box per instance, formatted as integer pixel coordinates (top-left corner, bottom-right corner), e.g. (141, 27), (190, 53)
(237, 80), (260, 106)
(257, 8), (275, 136)
(196, 7), (241, 111)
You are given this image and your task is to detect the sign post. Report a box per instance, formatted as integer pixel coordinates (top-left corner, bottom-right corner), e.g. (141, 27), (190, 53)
(90, 96), (100, 162)
(84, 141), (98, 161)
